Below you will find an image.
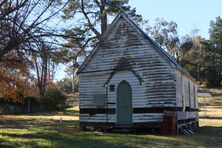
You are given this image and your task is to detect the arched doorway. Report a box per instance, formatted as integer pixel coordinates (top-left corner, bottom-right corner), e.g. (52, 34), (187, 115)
(117, 80), (132, 125)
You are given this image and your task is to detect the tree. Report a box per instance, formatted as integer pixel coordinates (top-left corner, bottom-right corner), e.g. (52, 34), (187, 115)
(0, 0), (69, 99)
(57, 78), (73, 94)
(33, 41), (57, 98)
(57, 0), (142, 91)
(177, 22), (222, 87)
(43, 87), (67, 110)
(0, 52), (35, 101)
(179, 34), (206, 84)
(0, 0), (68, 63)
(146, 18), (180, 58)
(206, 16), (222, 87)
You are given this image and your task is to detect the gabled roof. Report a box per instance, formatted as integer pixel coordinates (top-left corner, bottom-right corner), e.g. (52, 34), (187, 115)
(77, 11), (126, 74)
(77, 11), (197, 84)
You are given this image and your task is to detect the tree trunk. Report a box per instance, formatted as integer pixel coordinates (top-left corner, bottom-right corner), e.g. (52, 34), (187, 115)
(218, 57), (222, 87)
(72, 72), (75, 93)
(100, 0), (107, 34)
(34, 45), (49, 99)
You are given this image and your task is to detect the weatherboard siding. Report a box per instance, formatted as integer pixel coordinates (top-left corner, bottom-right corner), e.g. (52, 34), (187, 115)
(78, 13), (198, 126)
(79, 16), (178, 123)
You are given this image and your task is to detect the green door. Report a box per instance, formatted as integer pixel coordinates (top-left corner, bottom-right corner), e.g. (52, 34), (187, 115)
(117, 81), (132, 125)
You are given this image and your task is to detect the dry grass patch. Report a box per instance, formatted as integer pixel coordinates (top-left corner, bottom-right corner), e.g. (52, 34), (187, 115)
(0, 104), (221, 147)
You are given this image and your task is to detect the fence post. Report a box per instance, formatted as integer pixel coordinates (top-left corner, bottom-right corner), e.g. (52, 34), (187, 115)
(204, 96), (207, 117)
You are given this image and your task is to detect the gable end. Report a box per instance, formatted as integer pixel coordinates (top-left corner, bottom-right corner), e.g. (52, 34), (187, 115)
(76, 11), (196, 84)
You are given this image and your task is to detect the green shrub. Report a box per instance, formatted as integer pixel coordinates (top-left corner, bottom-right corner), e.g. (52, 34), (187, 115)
(43, 88), (67, 110)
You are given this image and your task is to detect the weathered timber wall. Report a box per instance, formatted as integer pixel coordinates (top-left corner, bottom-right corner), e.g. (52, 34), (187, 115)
(79, 16), (177, 124)
(175, 70), (198, 109)
(177, 111), (198, 121)
(175, 70), (198, 121)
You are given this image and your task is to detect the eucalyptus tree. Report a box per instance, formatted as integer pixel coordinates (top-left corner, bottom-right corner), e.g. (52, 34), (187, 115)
(145, 18), (180, 58)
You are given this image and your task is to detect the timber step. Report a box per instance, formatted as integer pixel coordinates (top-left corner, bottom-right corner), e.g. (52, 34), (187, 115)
(182, 129), (194, 135)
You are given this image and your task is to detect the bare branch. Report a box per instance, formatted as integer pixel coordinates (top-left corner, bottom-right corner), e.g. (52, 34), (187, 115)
(80, 0), (101, 37)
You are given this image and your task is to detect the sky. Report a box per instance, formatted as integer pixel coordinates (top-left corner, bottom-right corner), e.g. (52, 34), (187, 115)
(54, 0), (222, 81)
(129, 0), (222, 39)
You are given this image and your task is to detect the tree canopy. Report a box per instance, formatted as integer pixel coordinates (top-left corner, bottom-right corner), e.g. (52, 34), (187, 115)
(1, 0), (222, 102)
(0, 0), (67, 101)
(59, 0), (142, 69)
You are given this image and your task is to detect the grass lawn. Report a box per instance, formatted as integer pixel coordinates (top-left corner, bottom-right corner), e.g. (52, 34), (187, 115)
(1, 88), (222, 148)
(198, 88), (222, 105)
(0, 106), (221, 148)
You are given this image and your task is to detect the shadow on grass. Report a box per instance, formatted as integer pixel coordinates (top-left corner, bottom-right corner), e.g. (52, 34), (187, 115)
(195, 126), (222, 137)
(185, 126), (222, 147)
(199, 116), (222, 119)
(0, 136), (51, 148)
(1, 126), (222, 148)
(210, 92), (222, 97)
(1, 105), (222, 148)
(28, 108), (79, 117)
(0, 130), (184, 148)
(0, 118), (79, 131)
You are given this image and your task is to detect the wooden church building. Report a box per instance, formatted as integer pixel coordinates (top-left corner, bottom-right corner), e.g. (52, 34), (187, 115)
(77, 12), (199, 134)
